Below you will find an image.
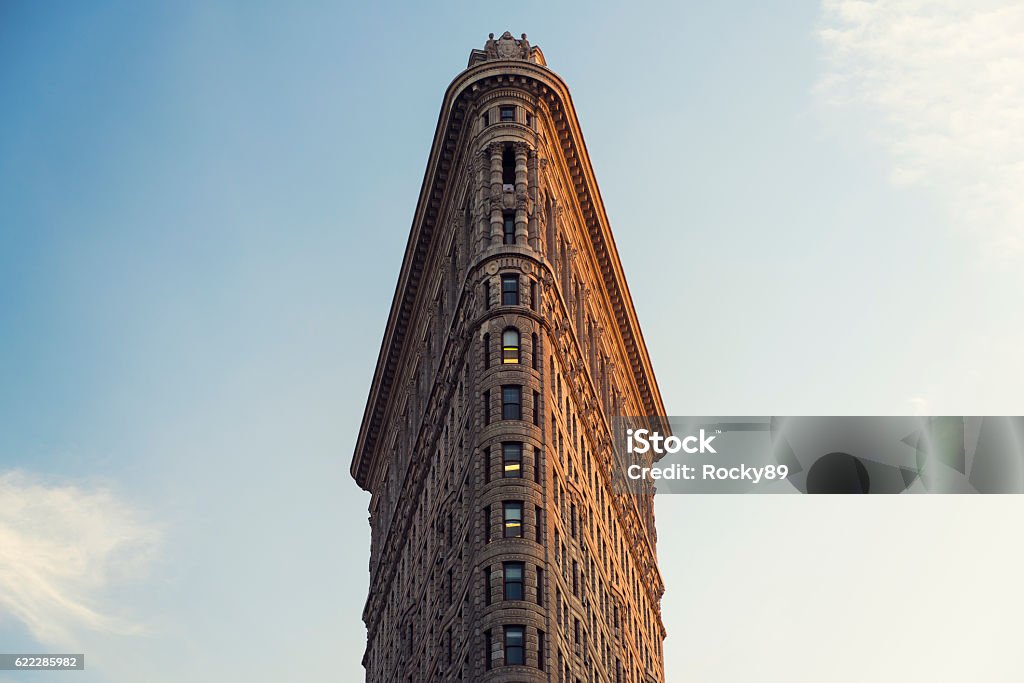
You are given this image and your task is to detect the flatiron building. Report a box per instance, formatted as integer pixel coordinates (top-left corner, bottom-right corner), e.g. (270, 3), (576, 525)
(352, 32), (667, 683)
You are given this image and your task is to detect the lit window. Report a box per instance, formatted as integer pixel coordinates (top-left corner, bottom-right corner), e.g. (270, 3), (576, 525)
(503, 442), (522, 478)
(500, 106), (515, 122)
(503, 562), (524, 600)
(502, 328), (520, 363)
(502, 385), (521, 420)
(503, 501), (523, 538)
(501, 275), (519, 305)
(504, 625), (525, 665)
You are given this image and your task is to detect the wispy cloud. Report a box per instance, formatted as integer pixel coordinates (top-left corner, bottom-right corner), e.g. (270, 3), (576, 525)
(0, 470), (160, 648)
(817, 0), (1024, 254)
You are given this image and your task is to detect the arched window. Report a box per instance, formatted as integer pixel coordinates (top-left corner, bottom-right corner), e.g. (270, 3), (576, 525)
(502, 328), (520, 364)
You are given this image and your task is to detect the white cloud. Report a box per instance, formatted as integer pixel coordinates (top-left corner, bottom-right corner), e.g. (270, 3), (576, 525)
(0, 470), (160, 648)
(817, 0), (1024, 254)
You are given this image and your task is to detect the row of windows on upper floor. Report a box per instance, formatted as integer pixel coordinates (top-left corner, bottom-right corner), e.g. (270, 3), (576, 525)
(483, 624), (539, 670)
(484, 560), (541, 605)
(482, 623), (640, 683)
(482, 327), (541, 369)
(404, 623), (545, 678)
(482, 105), (533, 129)
(481, 385), (540, 426)
(483, 273), (539, 310)
(483, 441), (541, 483)
(482, 500), (543, 547)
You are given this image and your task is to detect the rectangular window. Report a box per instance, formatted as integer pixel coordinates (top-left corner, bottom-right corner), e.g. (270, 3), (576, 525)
(504, 625), (525, 665)
(483, 280), (491, 310)
(503, 501), (523, 538)
(483, 333), (491, 368)
(502, 385), (521, 420)
(537, 567), (545, 606)
(534, 449), (543, 484)
(538, 629), (545, 670)
(535, 505), (543, 543)
(501, 274), (519, 305)
(484, 505), (491, 543)
(503, 212), (515, 245)
(484, 566), (492, 605)
(530, 279), (538, 311)
(503, 561), (524, 600)
(503, 442), (522, 478)
(500, 105), (515, 122)
(485, 629), (493, 670)
(502, 145), (515, 185)
(503, 328), (520, 364)
(483, 390), (491, 425)
(484, 447), (492, 483)
(533, 391), (540, 426)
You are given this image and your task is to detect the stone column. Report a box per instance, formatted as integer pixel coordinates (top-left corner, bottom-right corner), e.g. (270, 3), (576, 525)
(514, 142), (529, 245)
(488, 143), (504, 246)
(477, 150), (491, 253)
(528, 149), (540, 251)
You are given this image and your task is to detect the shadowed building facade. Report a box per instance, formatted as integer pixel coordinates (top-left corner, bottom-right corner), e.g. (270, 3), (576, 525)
(351, 32), (667, 683)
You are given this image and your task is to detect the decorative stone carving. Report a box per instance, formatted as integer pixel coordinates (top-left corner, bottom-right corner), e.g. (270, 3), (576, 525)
(496, 31), (521, 59)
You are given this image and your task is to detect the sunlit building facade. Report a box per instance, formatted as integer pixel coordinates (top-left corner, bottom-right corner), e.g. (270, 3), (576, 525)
(352, 32), (667, 683)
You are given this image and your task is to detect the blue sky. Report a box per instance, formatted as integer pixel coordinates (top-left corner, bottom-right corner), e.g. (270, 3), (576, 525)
(2, 2), (1023, 681)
